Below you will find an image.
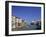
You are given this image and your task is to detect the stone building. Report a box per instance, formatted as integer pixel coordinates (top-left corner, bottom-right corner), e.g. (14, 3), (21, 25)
(12, 16), (25, 29)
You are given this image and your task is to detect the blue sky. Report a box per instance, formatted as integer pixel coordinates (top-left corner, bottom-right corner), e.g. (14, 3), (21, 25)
(12, 6), (41, 23)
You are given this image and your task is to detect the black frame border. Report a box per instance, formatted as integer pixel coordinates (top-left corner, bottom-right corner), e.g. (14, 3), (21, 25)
(5, 1), (45, 36)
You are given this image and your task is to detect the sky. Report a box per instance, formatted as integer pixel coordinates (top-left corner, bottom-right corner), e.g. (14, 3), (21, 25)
(12, 6), (41, 23)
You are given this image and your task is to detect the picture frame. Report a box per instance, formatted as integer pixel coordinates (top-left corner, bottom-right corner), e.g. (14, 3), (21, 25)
(5, 1), (45, 36)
